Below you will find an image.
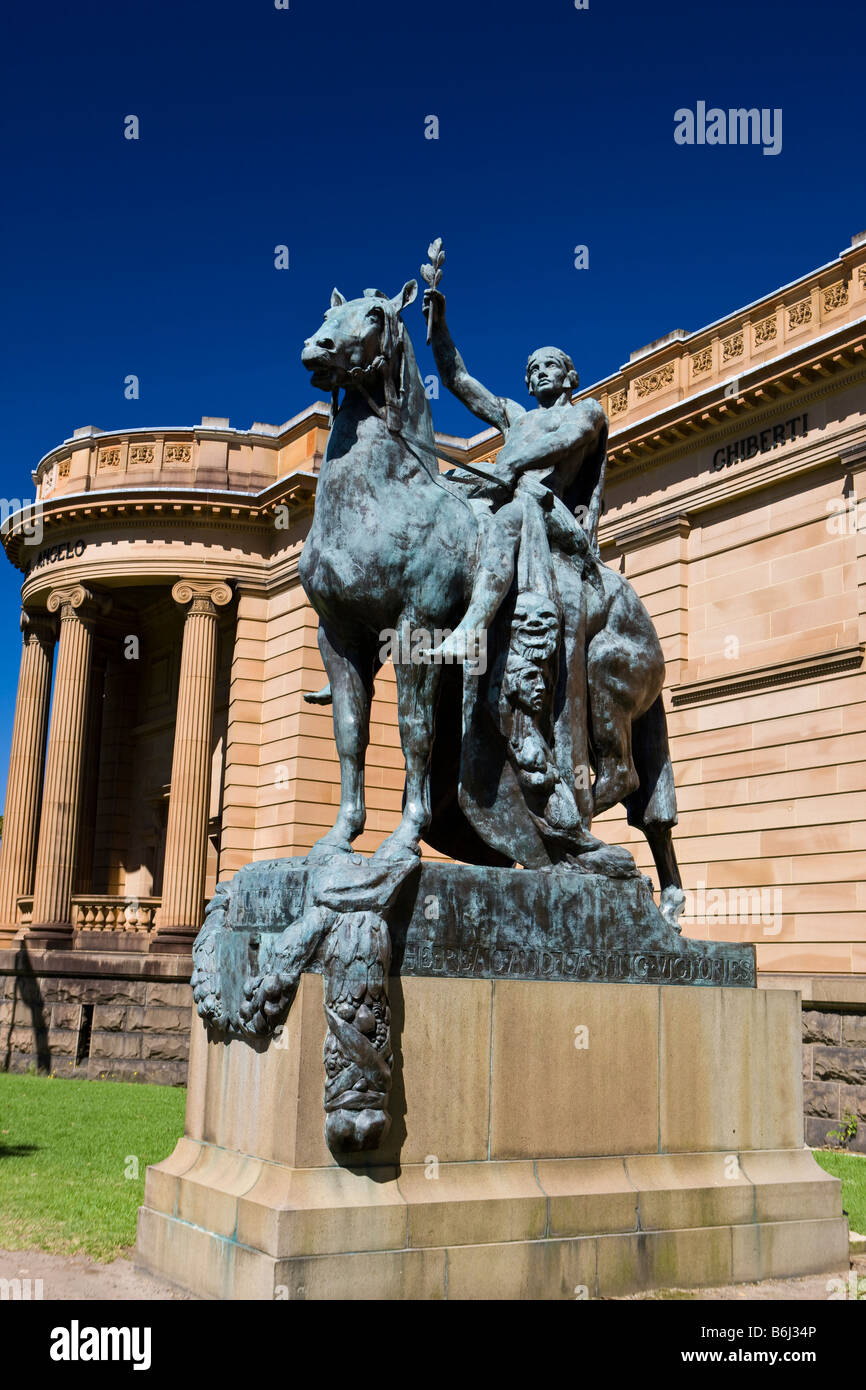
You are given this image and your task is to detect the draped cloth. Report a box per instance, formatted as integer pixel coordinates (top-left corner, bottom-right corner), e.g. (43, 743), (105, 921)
(456, 483), (594, 867)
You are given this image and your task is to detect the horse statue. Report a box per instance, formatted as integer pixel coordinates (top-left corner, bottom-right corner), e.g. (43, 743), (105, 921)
(299, 278), (685, 924)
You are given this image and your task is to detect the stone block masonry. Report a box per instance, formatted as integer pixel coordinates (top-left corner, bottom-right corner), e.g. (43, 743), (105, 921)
(0, 948), (193, 1085)
(801, 999), (866, 1152)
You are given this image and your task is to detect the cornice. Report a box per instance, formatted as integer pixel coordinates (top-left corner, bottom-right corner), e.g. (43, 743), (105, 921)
(671, 645), (864, 707)
(605, 328), (866, 482)
(2, 474), (319, 572)
(598, 427), (861, 552)
(839, 442), (866, 473)
(268, 552), (302, 589)
(615, 514), (691, 554)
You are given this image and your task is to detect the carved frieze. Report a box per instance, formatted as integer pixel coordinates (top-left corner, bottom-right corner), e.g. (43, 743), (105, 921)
(721, 332), (744, 362)
(608, 389), (627, 416)
(823, 280), (848, 312)
(164, 443), (192, 464)
(634, 362), (675, 399)
(691, 347), (712, 376)
(97, 447), (120, 469)
(788, 298), (812, 329)
(129, 444), (154, 465)
(753, 314), (777, 346)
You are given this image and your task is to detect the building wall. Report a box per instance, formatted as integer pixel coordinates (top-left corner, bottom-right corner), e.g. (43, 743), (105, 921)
(593, 380), (866, 976)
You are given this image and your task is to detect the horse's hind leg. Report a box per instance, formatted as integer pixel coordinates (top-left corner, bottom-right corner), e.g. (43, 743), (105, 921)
(586, 633), (641, 816)
(626, 695), (686, 929)
(635, 822), (685, 931)
(309, 624), (378, 856)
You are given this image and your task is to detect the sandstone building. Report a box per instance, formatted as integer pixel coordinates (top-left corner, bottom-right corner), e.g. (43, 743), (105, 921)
(1, 234), (864, 1146)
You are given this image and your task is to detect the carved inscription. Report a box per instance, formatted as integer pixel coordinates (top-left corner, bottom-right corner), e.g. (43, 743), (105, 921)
(401, 941), (754, 986)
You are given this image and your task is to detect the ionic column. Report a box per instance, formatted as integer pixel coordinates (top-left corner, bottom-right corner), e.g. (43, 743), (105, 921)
(74, 646), (108, 895)
(0, 611), (56, 945)
(28, 586), (110, 949)
(151, 580), (232, 954)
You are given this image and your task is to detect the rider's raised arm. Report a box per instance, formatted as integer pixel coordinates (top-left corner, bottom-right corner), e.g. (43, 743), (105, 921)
(424, 289), (512, 434)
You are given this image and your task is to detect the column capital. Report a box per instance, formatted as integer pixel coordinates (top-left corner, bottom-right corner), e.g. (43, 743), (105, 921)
(171, 579), (233, 616)
(20, 608), (56, 645)
(46, 584), (112, 623)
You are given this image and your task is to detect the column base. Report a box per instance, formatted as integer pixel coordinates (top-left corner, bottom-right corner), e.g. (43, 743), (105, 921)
(0, 924), (18, 949)
(149, 926), (198, 955)
(24, 921), (74, 950)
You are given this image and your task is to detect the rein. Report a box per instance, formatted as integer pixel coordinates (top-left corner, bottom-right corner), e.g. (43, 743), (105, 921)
(340, 328), (506, 494)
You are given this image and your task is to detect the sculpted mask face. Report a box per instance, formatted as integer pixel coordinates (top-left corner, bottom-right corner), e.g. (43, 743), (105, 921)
(301, 283), (417, 391)
(526, 348), (578, 407)
(516, 666), (546, 715)
(511, 592), (559, 664)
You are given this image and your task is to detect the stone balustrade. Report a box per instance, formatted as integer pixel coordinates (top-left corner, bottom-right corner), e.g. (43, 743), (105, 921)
(71, 896), (161, 932)
(15, 895), (163, 932)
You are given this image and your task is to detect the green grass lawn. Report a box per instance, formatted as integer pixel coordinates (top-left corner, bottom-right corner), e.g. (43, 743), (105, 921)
(813, 1148), (866, 1235)
(0, 1073), (185, 1261)
(1, 1070), (863, 1267)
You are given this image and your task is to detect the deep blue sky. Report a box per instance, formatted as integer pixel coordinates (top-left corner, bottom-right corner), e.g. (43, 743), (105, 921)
(0, 0), (863, 803)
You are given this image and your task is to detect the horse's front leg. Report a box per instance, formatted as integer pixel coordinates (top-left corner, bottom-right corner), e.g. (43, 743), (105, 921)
(308, 624), (378, 859)
(376, 654), (441, 863)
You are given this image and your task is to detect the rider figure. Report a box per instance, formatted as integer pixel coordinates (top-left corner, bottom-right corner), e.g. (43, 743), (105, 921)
(423, 287), (607, 660)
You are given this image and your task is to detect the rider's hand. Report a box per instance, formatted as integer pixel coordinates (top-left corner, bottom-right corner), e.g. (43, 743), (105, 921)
(517, 474), (555, 510)
(493, 460), (519, 495)
(422, 287), (446, 332)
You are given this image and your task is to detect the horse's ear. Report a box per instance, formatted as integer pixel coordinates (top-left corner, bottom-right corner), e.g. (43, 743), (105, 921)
(391, 280), (418, 314)
(330, 288), (346, 308)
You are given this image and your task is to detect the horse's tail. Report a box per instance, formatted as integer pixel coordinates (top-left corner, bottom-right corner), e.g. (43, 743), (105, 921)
(625, 693), (677, 831)
(627, 694), (684, 916)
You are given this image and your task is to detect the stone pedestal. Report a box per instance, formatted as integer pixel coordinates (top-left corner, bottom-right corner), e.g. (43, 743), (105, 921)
(136, 975), (847, 1299)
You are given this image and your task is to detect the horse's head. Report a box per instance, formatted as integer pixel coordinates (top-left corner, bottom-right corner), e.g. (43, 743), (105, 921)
(301, 282), (418, 391)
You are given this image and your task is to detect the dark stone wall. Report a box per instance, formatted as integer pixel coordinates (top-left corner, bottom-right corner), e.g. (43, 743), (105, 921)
(802, 1007), (866, 1154)
(0, 948), (192, 1086)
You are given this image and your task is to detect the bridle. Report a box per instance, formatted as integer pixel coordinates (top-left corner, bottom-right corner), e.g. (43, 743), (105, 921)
(330, 310), (505, 501)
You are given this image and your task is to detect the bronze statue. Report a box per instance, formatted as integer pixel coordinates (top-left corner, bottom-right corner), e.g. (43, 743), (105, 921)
(190, 245), (751, 1158)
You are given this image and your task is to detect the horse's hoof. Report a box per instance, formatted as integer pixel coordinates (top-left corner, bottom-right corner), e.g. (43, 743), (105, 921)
(303, 683), (333, 705)
(659, 886), (686, 933)
(570, 843), (638, 879)
(373, 836), (421, 869)
(304, 838), (354, 866)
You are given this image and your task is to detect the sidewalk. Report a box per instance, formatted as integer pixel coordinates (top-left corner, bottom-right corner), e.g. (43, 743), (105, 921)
(2, 1246), (864, 1301)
